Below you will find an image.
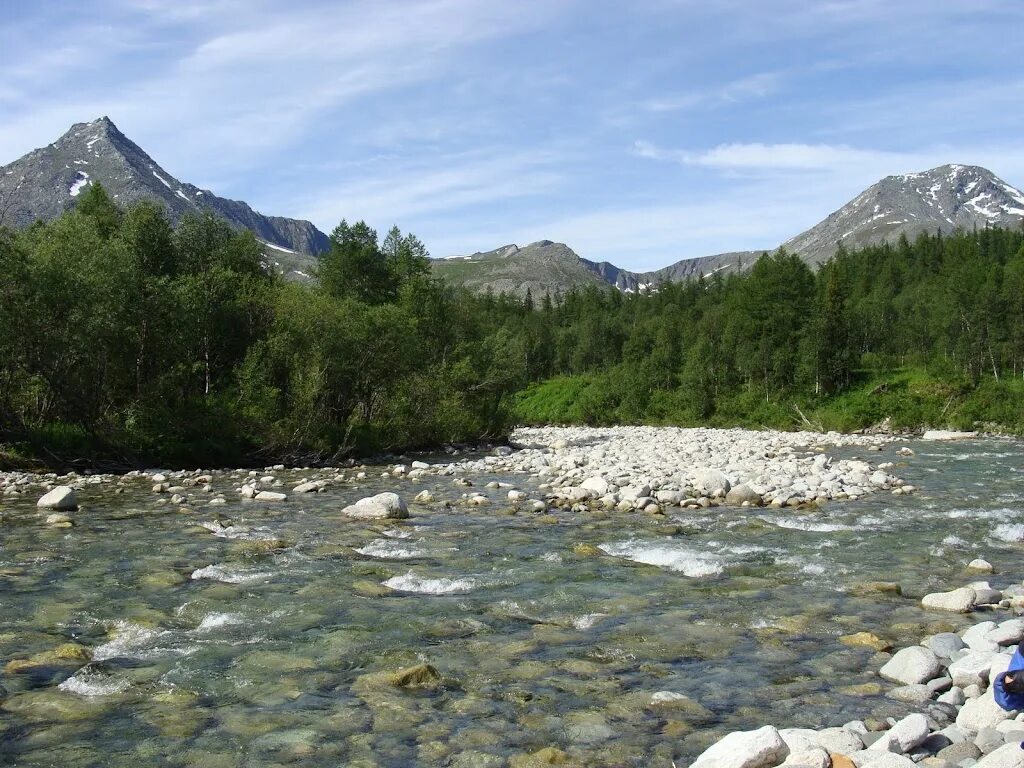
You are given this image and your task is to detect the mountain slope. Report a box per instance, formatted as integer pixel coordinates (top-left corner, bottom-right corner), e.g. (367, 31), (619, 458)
(431, 241), (612, 297)
(438, 164), (1024, 296)
(0, 117), (328, 278)
(784, 164), (1024, 267)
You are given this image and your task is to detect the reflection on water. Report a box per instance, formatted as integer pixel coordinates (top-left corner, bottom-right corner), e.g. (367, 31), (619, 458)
(1, 439), (1022, 765)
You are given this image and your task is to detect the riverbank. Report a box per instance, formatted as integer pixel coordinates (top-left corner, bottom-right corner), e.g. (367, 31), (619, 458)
(689, 570), (1024, 767)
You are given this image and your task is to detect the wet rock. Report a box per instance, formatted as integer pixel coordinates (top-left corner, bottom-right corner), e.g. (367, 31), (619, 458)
(342, 492), (409, 520)
(414, 490), (435, 503)
(725, 484), (762, 506)
(36, 486), (78, 511)
(254, 490), (287, 502)
(44, 513), (73, 527)
(922, 587), (977, 613)
(292, 480), (325, 493)
(841, 632), (891, 652)
(928, 632), (966, 659)
(968, 558), (994, 573)
(508, 747), (578, 767)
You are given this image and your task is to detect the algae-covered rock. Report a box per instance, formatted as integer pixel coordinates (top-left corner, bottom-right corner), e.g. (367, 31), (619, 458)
(840, 632), (892, 652)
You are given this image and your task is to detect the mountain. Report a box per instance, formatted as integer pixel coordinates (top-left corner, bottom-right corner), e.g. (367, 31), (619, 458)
(431, 241), (611, 297)
(435, 164), (1024, 297)
(782, 164), (1024, 267)
(0, 117), (328, 280)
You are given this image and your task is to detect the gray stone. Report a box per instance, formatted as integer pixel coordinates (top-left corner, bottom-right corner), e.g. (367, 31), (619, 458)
(690, 725), (790, 768)
(922, 587), (977, 613)
(879, 646), (943, 685)
(36, 486), (79, 511)
(342, 492), (409, 520)
(957, 691), (1015, 734)
(930, 633), (967, 659)
(973, 743), (1024, 767)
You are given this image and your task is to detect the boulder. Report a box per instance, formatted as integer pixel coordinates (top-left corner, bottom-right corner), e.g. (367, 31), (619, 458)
(956, 690), (1014, 734)
(879, 646), (942, 685)
(36, 486), (78, 511)
(580, 477), (610, 496)
(254, 491), (287, 502)
(969, 582), (1004, 606)
(690, 725), (789, 768)
(883, 713), (930, 752)
(948, 651), (1002, 688)
(928, 632), (966, 659)
(725, 484), (762, 506)
(968, 558), (994, 573)
(989, 619), (1024, 646)
(292, 480), (325, 493)
(341, 492), (409, 520)
(779, 748), (829, 768)
(922, 587), (976, 613)
(973, 742), (1024, 767)
(693, 469), (731, 494)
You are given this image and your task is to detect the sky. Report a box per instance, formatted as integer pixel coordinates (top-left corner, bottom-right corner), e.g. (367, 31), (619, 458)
(3, 1), (1024, 270)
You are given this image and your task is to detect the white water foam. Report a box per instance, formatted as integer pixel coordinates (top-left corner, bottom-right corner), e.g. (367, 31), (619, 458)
(58, 669), (130, 696)
(196, 612), (244, 631)
(992, 523), (1024, 542)
(572, 613), (606, 630)
(92, 621), (168, 661)
(198, 521), (278, 541)
(191, 564), (266, 584)
(763, 517), (857, 533)
(354, 539), (425, 559)
(380, 528), (413, 539)
(598, 540), (724, 577)
(382, 571), (477, 594)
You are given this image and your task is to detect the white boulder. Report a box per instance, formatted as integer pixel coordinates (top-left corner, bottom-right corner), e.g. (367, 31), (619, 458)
(921, 587), (976, 613)
(36, 486), (78, 511)
(690, 725), (789, 768)
(878, 646), (942, 685)
(342, 492), (409, 520)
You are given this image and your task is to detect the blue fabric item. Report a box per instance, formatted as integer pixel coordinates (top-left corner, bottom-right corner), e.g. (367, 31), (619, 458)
(993, 644), (1024, 711)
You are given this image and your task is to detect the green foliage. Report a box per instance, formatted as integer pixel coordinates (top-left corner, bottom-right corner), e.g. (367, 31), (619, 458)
(6, 197), (1024, 469)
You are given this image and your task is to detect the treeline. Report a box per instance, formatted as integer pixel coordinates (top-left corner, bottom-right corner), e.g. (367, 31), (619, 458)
(0, 185), (525, 466)
(500, 225), (1024, 430)
(3, 186), (1023, 467)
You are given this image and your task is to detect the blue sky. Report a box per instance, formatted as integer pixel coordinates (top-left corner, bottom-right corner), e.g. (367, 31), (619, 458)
(3, 1), (1024, 270)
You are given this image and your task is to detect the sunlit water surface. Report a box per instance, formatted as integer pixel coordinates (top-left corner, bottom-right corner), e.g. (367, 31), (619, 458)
(1, 439), (1023, 766)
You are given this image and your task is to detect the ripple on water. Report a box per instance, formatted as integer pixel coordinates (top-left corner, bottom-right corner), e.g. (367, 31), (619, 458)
(190, 564), (267, 584)
(762, 516), (859, 533)
(598, 540), (724, 577)
(382, 571), (478, 594)
(991, 523), (1024, 542)
(58, 667), (131, 696)
(354, 539), (425, 559)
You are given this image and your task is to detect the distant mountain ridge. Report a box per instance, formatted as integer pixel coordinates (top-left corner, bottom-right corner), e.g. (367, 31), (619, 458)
(0, 117), (327, 279)
(4, 121), (1024, 296)
(436, 163), (1024, 297)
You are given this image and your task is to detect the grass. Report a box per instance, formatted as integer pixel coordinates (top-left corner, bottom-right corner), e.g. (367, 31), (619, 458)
(511, 367), (1024, 434)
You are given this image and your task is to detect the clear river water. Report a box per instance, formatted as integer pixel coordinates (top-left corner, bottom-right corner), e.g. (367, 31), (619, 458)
(1, 438), (1023, 766)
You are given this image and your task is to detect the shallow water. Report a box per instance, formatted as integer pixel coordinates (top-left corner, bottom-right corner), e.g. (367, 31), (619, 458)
(1, 439), (1023, 766)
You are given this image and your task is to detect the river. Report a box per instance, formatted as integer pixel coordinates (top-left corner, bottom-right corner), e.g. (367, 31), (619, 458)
(1, 436), (1022, 766)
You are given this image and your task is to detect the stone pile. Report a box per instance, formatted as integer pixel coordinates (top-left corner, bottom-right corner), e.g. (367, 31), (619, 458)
(430, 426), (909, 511)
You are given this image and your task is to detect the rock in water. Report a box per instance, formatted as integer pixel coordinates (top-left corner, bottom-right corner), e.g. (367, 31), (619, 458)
(36, 486), (79, 511)
(725, 484), (761, 506)
(690, 725), (789, 768)
(254, 491), (287, 502)
(342, 492), (409, 520)
(390, 664), (440, 688)
(878, 646), (942, 685)
(921, 587), (977, 613)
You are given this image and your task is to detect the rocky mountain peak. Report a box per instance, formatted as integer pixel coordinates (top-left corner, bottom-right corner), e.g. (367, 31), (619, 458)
(0, 117), (330, 276)
(783, 163), (1024, 267)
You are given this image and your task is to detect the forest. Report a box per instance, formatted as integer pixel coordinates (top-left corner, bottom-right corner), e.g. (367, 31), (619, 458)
(1, 183), (1023, 467)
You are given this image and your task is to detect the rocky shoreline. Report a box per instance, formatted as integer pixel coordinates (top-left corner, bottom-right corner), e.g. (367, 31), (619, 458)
(689, 568), (1024, 767)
